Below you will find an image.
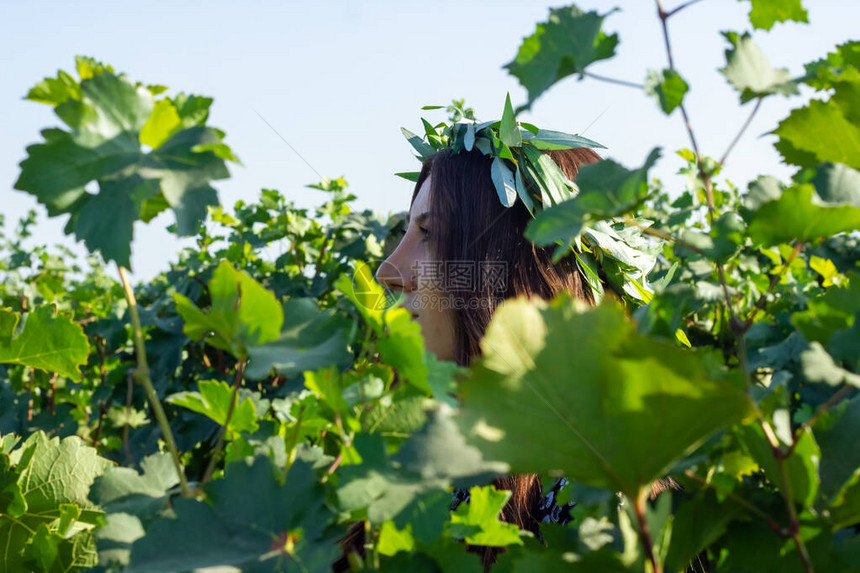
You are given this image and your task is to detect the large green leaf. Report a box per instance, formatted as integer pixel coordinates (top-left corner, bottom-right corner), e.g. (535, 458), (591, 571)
(1, 432), (111, 571)
(14, 63), (232, 267)
(748, 185), (860, 245)
(127, 456), (337, 572)
(740, 0), (809, 31)
(173, 260), (282, 360)
(0, 305), (89, 379)
(774, 72), (860, 170)
(720, 32), (798, 103)
(505, 6), (618, 105)
(457, 297), (755, 498)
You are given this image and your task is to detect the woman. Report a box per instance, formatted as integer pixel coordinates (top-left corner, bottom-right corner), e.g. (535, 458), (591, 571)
(375, 144), (602, 566)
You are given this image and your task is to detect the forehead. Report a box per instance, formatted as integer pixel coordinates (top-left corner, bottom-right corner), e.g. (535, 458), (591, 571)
(410, 177), (431, 216)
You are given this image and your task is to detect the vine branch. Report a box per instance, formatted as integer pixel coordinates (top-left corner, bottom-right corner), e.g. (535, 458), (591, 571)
(119, 266), (191, 497)
(719, 98), (763, 166)
(664, 0), (706, 18)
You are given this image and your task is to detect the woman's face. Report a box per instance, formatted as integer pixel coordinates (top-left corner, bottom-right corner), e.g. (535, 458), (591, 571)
(376, 177), (456, 362)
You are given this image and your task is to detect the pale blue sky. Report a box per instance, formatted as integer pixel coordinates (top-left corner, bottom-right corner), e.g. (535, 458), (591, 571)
(1, 1), (857, 279)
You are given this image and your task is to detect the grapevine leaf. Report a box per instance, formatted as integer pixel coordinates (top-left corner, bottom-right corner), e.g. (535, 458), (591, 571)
(809, 162), (860, 207)
(14, 65), (232, 266)
(830, 478), (860, 530)
(774, 74), (860, 169)
(800, 342), (860, 388)
(720, 32), (798, 103)
(804, 41), (860, 89)
(1, 433), (110, 571)
(338, 406), (506, 523)
(449, 486), (522, 547)
(815, 397), (860, 507)
(173, 260), (282, 360)
(748, 185), (860, 245)
(741, 0), (809, 31)
(377, 308), (429, 391)
(457, 297), (755, 498)
(376, 520), (415, 556)
(167, 380), (259, 434)
(791, 275), (860, 345)
(128, 456), (337, 572)
(665, 492), (744, 571)
(244, 298), (350, 380)
(505, 6), (618, 105)
(0, 306), (89, 379)
(645, 69), (689, 114)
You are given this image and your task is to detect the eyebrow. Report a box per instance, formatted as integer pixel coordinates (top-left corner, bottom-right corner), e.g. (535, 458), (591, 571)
(408, 211), (430, 226)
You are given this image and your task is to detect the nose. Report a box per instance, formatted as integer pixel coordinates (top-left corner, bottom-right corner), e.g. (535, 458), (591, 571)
(376, 254), (409, 292)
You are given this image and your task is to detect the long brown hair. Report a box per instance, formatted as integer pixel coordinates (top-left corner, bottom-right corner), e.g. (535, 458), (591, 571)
(414, 146), (601, 568)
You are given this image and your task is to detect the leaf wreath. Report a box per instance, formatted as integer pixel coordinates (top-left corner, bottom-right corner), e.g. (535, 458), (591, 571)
(397, 94), (660, 307)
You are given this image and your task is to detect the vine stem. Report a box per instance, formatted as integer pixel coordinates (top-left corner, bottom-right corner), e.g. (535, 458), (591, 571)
(118, 266), (191, 497)
(634, 488), (662, 573)
(759, 419), (815, 573)
(584, 71), (645, 90)
(202, 358), (247, 483)
(719, 98), (763, 166)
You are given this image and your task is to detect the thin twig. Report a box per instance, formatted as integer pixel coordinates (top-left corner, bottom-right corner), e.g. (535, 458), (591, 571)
(202, 358), (247, 483)
(665, 0), (706, 18)
(118, 266), (191, 496)
(584, 71), (645, 90)
(719, 98), (763, 166)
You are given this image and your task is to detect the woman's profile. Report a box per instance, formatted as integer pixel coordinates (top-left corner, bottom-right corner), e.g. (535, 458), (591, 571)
(336, 106), (661, 571)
